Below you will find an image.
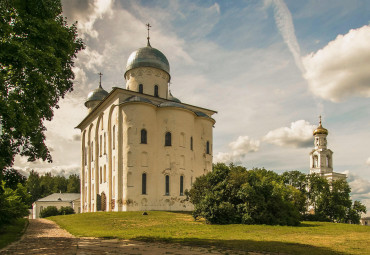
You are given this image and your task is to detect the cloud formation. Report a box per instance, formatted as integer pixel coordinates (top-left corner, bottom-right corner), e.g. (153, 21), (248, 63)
(302, 25), (370, 102)
(214, 136), (260, 164)
(367, 157), (370, 166)
(345, 171), (370, 216)
(263, 120), (315, 148)
(270, 0), (304, 72)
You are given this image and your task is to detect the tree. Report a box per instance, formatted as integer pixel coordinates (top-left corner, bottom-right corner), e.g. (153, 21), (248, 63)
(0, 0), (84, 170)
(67, 174), (80, 193)
(59, 206), (74, 215)
(187, 163), (301, 226)
(346, 201), (366, 224)
(40, 206), (59, 218)
(3, 168), (26, 190)
(26, 170), (42, 205)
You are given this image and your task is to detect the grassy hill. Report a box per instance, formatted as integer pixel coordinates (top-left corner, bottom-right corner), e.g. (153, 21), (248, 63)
(50, 211), (370, 255)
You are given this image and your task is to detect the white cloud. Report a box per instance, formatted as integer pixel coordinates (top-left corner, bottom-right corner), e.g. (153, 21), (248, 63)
(366, 157), (370, 166)
(270, 0), (304, 72)
(263, 120), (315, 148)
(214, 136), (260, 164)
(302, 25), (370, 102)
(345, 171), (370, 216)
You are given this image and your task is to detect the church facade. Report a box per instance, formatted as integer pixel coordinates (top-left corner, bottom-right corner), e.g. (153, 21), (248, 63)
(77, 36), (216, 213)
(309, 117), (346, 181)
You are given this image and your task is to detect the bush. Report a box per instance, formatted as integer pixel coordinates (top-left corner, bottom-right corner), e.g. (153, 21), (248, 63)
(59, 206), (75, 215)
(40, 206), (59, 218)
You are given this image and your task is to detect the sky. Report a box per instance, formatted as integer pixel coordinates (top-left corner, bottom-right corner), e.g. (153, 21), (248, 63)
(13, 0), (370, 214)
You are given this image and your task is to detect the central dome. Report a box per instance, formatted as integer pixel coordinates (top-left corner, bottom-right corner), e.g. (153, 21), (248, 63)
(125, 45), (170, 78)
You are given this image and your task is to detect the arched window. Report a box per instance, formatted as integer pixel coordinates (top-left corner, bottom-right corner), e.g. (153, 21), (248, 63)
(100, 167), (102, 184)
(142, 173), (147, 195)
(327, 155), (330, 167)
(180, 176), (184, 196)
(154, 85), (159, 97)
(165, 175), (170, 195)
(104, 165), (106, 183)
(206, 141), (210, 154)
(190, 137), (193, 151)
(139, 84), (143, 94)
(141, 129), (147, 144)
(100, 135), (102, 156)
(165, 132), (171, 146)
(113, 125), (116, 150)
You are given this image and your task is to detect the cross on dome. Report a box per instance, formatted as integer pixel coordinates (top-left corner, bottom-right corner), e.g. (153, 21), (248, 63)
(98, 72), (103, 88)
(146, 23), (152, 47)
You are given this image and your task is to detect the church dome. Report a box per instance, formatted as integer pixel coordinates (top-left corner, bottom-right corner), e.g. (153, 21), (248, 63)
(313, 117), (328, 136)
(125, 45), (170, 78)
(85, 85), (109, 107)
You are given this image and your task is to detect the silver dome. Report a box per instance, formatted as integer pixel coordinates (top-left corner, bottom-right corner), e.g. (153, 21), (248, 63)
(123, 96), (154, 104)
(125, 46), (170, 77)
(85, 86), (109, 106)
(168, 91), (181, 103)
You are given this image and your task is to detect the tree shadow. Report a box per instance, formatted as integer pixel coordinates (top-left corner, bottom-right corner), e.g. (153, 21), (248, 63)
(132, 237), (348, 255)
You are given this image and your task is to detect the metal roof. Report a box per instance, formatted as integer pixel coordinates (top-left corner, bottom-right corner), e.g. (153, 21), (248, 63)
(37, 193), (80, 202)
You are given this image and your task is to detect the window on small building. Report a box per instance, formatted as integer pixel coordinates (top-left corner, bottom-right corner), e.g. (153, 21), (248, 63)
(154, 85), (159, 97)
(142, 173), (147, 195)
(180, 176), (184, 196)
(190, 137), (193, 151)
(206, 141), (210, 154)
(165, 175), (170, 195)
(141, 129), (147, 144)
(165, 132), (172, 146)
(139, 84), (143, 94)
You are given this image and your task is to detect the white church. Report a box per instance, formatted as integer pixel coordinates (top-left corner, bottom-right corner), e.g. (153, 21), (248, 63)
(309, 117), (346, 181)
(77, 27), (216, 212)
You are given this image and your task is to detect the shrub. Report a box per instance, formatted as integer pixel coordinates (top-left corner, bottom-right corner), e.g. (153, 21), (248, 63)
(59, 206), (75, 215)
(40, 206), (59, 218)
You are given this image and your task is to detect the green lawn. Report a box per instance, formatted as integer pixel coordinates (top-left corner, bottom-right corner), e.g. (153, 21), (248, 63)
(50, 211), (370, 255)
(0, 218), (28, 249)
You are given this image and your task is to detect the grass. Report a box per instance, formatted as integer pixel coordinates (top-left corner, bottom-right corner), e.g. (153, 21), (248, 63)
(0, 218), (28, 249)
(50, 211), (370, 255)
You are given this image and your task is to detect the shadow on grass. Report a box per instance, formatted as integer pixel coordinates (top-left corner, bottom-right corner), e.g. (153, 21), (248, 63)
(132, 236), (347, 255)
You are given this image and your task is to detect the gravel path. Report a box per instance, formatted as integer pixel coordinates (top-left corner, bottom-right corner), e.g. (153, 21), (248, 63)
(0, 219), (263, 255)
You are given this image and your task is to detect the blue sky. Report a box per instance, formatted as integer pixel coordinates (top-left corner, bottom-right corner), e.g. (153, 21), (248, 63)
(14, 0), (370, 214)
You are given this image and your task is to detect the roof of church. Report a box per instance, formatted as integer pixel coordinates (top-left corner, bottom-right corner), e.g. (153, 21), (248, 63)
(37, 193), (80, 202)
(125, 45), (170, 78)
(313, 116), (328, 136)
(168, 91), (181, 103)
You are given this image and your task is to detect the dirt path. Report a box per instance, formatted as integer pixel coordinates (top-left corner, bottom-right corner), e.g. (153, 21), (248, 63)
(0, 219), (262, 255)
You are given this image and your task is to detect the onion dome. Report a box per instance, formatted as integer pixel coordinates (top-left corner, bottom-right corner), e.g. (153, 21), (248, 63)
(168, 90), (181, 103)
(85, 84), (109, 107)
(313, 116), (328, 136)
(125, 44), (170, 78)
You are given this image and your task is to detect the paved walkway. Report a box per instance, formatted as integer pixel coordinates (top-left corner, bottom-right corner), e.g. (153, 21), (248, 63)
(0, 219), (263, 255)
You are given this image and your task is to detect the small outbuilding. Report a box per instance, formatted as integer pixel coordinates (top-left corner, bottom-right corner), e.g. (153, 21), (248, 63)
(32, 193), (80, 219)
(360, 217), (370, 226)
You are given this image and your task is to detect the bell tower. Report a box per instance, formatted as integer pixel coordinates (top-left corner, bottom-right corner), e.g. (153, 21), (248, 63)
(309, 116), (333, 175)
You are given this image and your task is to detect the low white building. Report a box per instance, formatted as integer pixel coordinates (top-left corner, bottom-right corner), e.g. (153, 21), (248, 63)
(32, 193), (80, 219)
(360, 217), (370, 226)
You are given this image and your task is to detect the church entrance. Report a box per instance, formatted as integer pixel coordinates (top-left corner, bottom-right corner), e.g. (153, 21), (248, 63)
(101, 192), (106, 211)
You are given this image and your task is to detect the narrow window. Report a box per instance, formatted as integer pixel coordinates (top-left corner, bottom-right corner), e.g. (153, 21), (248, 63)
(84, 147), (87, 165)
(113, 125), (116, 150)
(165, 175), (170, 195)
(104, 165), (106, 183)
(180, 176), (184, 196)
(165, 132), (172, 146)
(91, 142), (94, 161)
(206, 141), (210, 154)
(104, 133), (106, 154)
(154, 85), (159, 97)
(142, 173), (147, 195)
(141, 129), (147, 144)
(139, 84), (143, 94)
(190, 137), (193, 151)
(100, 167), (102, 184)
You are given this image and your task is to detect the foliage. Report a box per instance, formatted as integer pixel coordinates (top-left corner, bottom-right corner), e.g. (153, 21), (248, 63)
(39, 206), (74, 218)
(346, 201), (367, 224)
(0, 181), (30, 226)
(50, 211), (370, 255)
(59, 206), (75, 215)
(187, 163), (301, 226)
(39, 206), (59, 218)
(0, 218), (28, 249)
(2, 168), (26, 190)
(26, 171), (80, 205)
(0, 0), (84, 170)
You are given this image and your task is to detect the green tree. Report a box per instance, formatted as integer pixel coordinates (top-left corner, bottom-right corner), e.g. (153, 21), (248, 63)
(58, 206), (74, 215)
(0, 0), (84, 170)
(39, 206), (59, 218)
(346, 201), (366, 224)
(67, 174), (80, 193)
(188, 163), (301, 226)
(26, 170), (42, 205)
(3, 168), (26, 190)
